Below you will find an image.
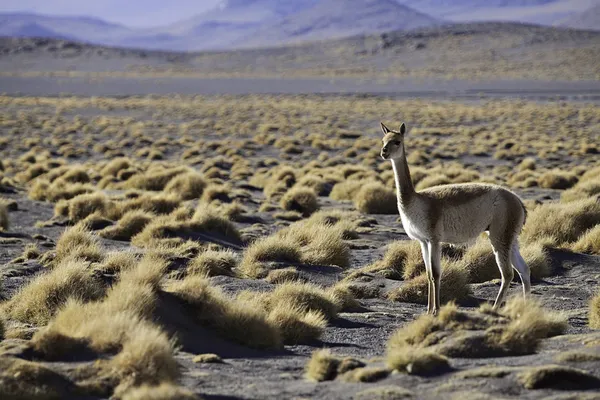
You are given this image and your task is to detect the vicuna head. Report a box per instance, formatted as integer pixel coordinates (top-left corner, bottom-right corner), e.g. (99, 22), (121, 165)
(380, 122), (406, 160)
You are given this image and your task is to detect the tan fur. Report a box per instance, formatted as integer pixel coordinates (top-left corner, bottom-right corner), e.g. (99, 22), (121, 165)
(380, 122), (531, 314)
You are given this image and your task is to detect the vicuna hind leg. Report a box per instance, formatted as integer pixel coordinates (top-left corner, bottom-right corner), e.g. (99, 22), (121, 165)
(510, 242), (531, 298)
(489, 237), (514, 310)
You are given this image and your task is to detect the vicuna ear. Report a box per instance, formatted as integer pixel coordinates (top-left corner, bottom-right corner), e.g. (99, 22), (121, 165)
(381, 122), (390, 135)
(399, 123), (406, 135)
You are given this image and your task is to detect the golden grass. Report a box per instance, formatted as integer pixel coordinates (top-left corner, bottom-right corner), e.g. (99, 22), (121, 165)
(388, 261), (470, 304)
(280, 187), (319, 216)
(122, 166), (189, 191)
(590, 290), (600, 329)
(98, 251), (138, 274)
(538, 170), (578, 189)
(167, 276), (282, 349)
(267, 304), (327, 344)
(353, 183), (397, 214)
(0, 356), (79, 399)
(330, 180), (365, 201)
(518, 365), (600, 390)
(304, 349), (364, 382)
(555, 350), (600, 363)
(268, 282), (340, 320)
(2, 258), (105, 325)
(240, 219), (348, 278)
(193, 353), (223, 364)
(187, 249), (237, 277)
(387, 299), (566, 362)
(29, 178), (96, 203)
(55, 224), (104, 263)
(164, 171), (207, 200)
(239, 235), (301, 278)
(387, 347), (450, 375)
(570, 225), (600, 254)
(338, 367), (390, 383)
(99, 210), (154, 241)
(63, 192), (116, 222)
(265, 267), (301, 284)
(521, 197), (600, 247)
(561, 179), (600, 203)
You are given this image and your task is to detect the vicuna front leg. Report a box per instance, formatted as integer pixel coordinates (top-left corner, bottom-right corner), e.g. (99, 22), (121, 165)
(429, 241), (442, 314)
(420, 241), (442, 314)
(419, 241), (434, 314)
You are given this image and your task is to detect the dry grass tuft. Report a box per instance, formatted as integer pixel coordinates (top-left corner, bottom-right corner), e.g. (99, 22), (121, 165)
(164, 171), (207, 200)
(98, 251), (138, 274)
(304, 350), (364, 382)
(2, 258), (105, 325)
(280, 187), (319, 216)
(193, 353), (223, 364)
(354, 183), (397, 214)
(63, 192), (115, 222)
(269, 282), (341, 320)
(538, 170), (578, 189)
(99, 210), (154, 241)
(387, 347), (451, 375)
(267, 304), (327, 344)
(167, 276), (282, 349)
(305, 349), (340, 382)
(265, 267), (301, 284)
(187, 249), (237, 277)
(570, 225), (600, 255)
(121, 383), (199, 400)
(388, 261), (470, 305)
(555, 350), (600, 363)
(386, 298), (566, 364)
(338, 367), (390, 383)
(55, 224), (104, 263)
(330, 180), (365, 201)
(518, 365), (600, 390)
(0, 356), (79, 399)
(589, 290), (600, 329)
(561, 179), (600, 203)
(522, 197), (600, 247)
(240, 219), (348, 278)
(239, 235), (301, 278)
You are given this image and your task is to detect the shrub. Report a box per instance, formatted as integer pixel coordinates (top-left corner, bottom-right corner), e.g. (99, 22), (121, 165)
(521, 197), (600, 247)
(538, 170), (578, 189)
(55, 224), (103, 263)
(100, 210), (154, 241)
(187, 249), (237, 277)
(164, 172), (207, 200)
(353, 183), (397, 214)
(2, 259), (105, 325)
(280, 187), (319, 216)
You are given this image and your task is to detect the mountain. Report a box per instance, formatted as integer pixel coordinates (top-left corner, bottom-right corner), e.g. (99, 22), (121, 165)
(395, 0), (599, 26)
(238, 0), (440, 47)
(560, 3), (600, 30)
(159, 0), (321, 50)
(0, 12), (132, 44)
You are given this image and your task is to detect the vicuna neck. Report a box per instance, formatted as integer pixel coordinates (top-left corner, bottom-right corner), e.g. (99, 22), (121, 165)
(390, 144), (415, 207)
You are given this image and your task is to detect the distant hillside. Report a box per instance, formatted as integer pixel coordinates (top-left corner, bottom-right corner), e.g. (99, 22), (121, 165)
(0, 12), (132, 44)
(1, 0), (598, 50)
(239, 0), (439, 47)
(560, 3), (600, 30)
(396, 0), (598, 25)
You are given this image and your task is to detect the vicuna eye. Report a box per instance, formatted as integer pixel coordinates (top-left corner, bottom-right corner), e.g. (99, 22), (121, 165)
(394, 141), (401, 145)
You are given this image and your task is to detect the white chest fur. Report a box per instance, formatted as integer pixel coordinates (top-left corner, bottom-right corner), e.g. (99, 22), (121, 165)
(398, 204), (430, 242)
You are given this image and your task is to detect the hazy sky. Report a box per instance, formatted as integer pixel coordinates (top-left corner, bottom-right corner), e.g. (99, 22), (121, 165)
(0, 0), (222, 27)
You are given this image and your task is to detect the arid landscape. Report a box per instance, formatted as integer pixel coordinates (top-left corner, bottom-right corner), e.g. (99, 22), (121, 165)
(1, 17), (600, 400)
